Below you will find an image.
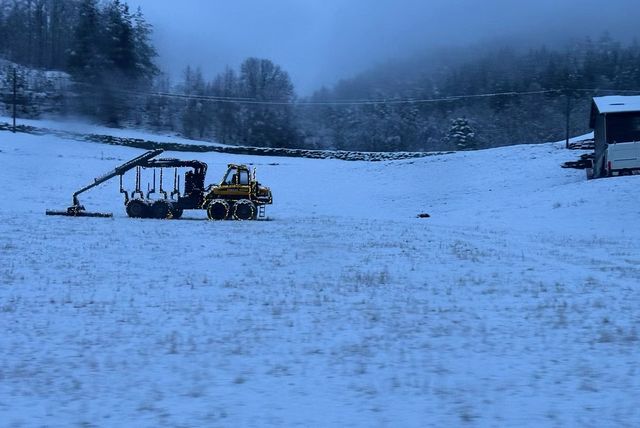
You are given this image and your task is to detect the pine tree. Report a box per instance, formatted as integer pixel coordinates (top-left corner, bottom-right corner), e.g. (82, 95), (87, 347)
(132, 6), (158, 84)
(447, 118), (476, 151)
(103, 0), (136, 77)
(67, 0), (104, 117)
(65, 0), (158, 124)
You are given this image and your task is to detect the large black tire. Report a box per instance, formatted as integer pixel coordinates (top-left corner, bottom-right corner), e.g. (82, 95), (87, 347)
(170, 207), (184, 220)
(207, 200), (230, 221)
(126, 199), (150, 218)
(233, 200), (256, 221)
(151, 200), (171, 219)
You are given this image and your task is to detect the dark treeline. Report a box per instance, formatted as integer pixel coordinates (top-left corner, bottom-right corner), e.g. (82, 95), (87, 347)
(0, 0), (157, 124)
(302, 34), (640, 151)
(174, 59), (297, 147)
(1, 1), (640, 152)
(0, 0), (74, 70)
(118, 35), (640, 151)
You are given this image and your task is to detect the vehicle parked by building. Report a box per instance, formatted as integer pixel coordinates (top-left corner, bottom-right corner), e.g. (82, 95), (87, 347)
(590, 96), (640, 178)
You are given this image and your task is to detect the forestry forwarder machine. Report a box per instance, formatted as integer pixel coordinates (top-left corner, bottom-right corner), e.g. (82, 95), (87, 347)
(46, 149), (273, 221)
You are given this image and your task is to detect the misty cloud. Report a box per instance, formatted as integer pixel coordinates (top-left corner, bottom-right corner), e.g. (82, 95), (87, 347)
(128, 0), (639, 94)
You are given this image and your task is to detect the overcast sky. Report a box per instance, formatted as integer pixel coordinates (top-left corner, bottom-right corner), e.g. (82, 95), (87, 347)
(127, 0), (638, 95)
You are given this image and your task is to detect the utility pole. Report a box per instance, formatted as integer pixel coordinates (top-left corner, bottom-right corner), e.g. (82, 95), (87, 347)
(12, 67), (17, 133)
(565, 89), (571, 149)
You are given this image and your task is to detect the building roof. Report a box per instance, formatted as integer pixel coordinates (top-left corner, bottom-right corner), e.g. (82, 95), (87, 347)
(593, 96), (640, 114)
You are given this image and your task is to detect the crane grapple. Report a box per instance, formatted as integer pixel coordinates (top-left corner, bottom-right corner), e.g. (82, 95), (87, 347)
(46, 149), (164, 218)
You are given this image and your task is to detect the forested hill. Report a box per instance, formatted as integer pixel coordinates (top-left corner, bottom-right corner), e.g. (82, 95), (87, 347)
(1, 2), (639, 153)
(0, 0), (157, 124)
(301, 35), (640, 151)
(0, 0), (157, 78)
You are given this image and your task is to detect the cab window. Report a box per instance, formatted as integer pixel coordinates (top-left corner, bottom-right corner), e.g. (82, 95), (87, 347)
(223, 168), (237, 185)
(239, 170), (249, 185)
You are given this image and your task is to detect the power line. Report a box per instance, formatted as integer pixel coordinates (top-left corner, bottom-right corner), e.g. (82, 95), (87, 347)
(83, 86), (640, 107)
(5, 74), (640, 106)
(91, 86), (565, 107)
(49, 77), (568, 106)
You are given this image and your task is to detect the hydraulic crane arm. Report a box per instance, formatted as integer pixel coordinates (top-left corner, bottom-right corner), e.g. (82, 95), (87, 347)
(144, 159), (207, 175)
(71, 149), (165, 206)
(46, 149), (214, 218)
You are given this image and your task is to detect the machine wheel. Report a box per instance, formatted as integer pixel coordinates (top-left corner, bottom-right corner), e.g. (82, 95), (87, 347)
(151, 200), (171, 219)
(232, 199), (256, 221)
(207, 199), (230, 221)
(170, 207), (184, 219)
(126, 199), (150, 218)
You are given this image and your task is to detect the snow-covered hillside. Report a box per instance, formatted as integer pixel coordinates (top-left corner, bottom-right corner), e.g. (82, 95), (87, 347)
(0, 126), (639, 427)
(0, 62), (71, 118)
(0, 115), (224, 147)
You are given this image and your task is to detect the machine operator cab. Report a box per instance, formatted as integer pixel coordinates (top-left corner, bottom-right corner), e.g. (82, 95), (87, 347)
(202, 163), (273, 220)
(222, 165), (251, 186)
(211, 164), (256, 201)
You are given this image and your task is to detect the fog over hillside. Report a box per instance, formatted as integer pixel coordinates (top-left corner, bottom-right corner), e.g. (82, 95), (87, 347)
(128, 0), (639, 94)
(1, 0), (638, 151)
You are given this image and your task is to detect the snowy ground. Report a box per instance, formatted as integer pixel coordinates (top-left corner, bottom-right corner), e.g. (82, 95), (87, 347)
(0, 127), (639, 427)
(0, 115), (224, 147)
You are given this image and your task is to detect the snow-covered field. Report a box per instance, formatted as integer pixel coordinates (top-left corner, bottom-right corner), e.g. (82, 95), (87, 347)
(0, 115), (224, 147)
(1, 127), (639, 427)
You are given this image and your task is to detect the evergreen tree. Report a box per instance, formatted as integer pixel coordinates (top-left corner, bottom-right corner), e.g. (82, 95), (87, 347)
(65, 0), (157, 124)
(68, 0), (101, 76)
(103, 0), (136, 76)
(447, 118), (476, 150)
(68, 0), (104, 117)
(132, 6), (158, 84)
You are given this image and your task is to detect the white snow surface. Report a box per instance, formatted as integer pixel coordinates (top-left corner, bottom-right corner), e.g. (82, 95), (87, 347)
(593, 95), (640, 114)
(1, 127), (639, 427)
(0, 115), (224, 147)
